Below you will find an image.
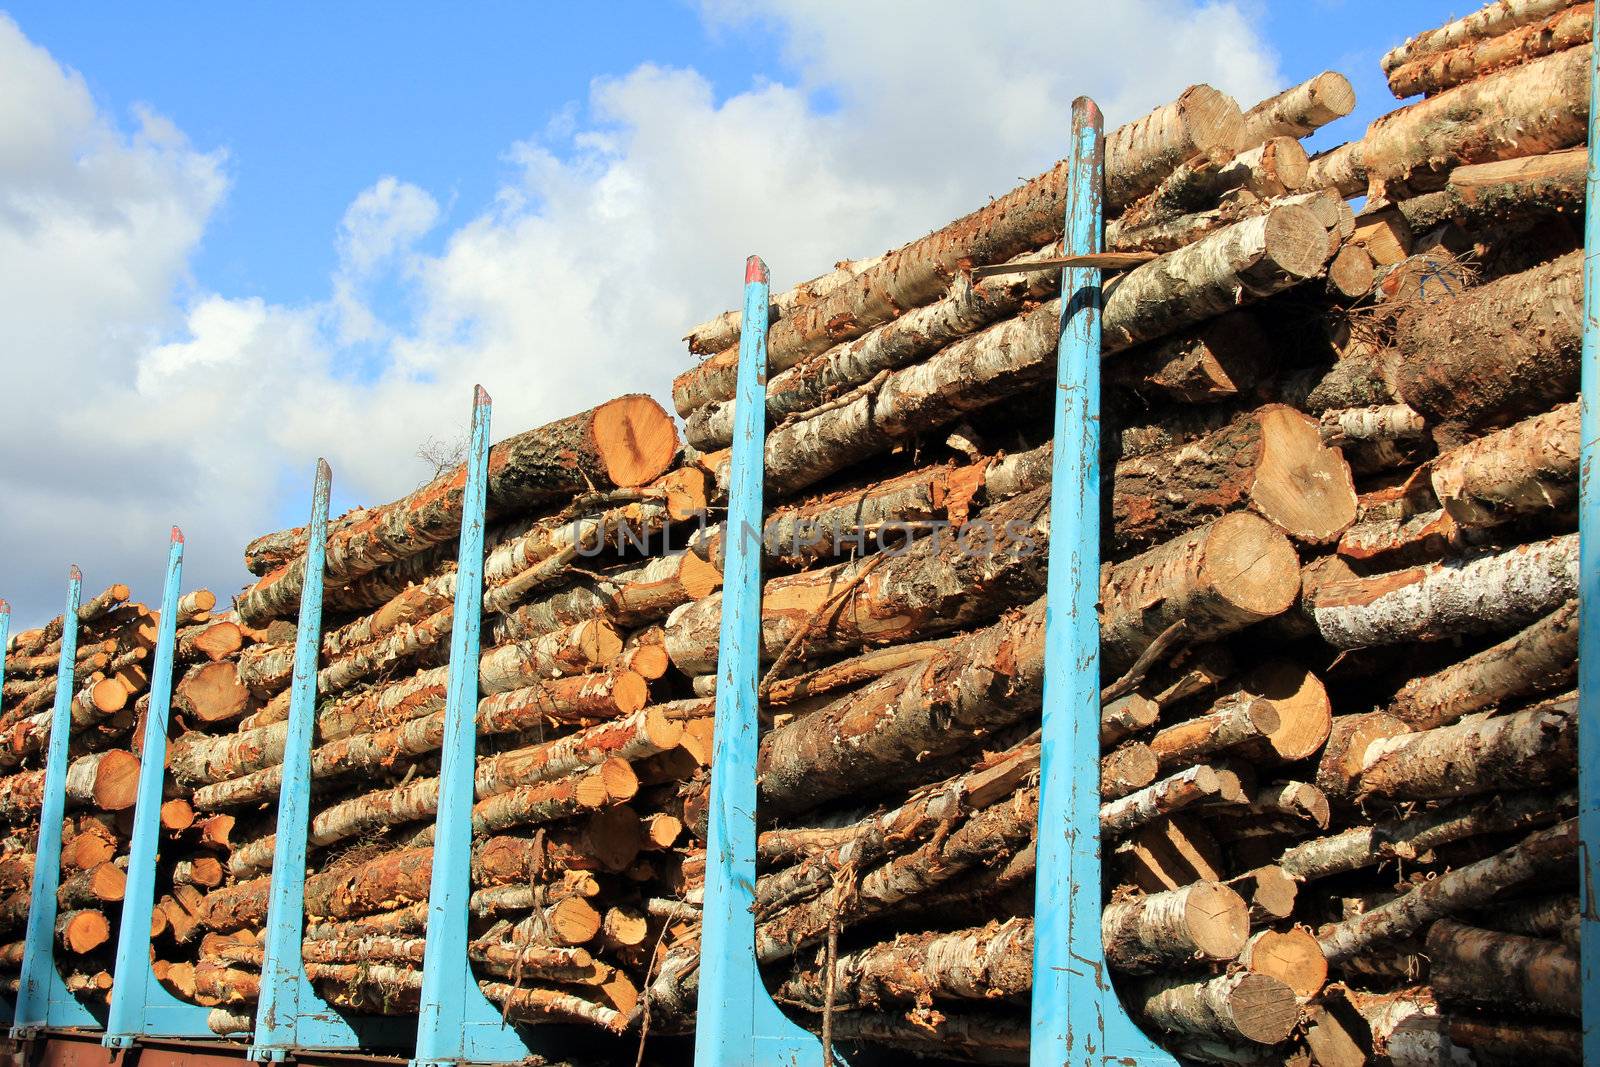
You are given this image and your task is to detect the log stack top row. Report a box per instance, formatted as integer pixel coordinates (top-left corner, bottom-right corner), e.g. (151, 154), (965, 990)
(3, 0), (1591, 1061)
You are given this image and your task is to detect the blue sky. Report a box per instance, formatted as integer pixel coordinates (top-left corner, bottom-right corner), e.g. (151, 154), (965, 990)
(0, 1), (1473, 623)
(10, 1), (1454, 328)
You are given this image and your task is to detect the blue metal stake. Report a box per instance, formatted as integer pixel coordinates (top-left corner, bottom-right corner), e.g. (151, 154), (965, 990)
(250, 461), (409, 1061)
(12, 567), (103, 1038)
(0, 596), (12, 1028)
(1029, 98), (1179, 1067)
(411, 386), (547, 1067)
(104, 528), (214, 1047)
(693, 258), (838, 1067)
(1578, 5), (1600, 1061)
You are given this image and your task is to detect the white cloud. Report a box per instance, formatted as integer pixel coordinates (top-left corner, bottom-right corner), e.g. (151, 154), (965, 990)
(0, 3), (1280, 624)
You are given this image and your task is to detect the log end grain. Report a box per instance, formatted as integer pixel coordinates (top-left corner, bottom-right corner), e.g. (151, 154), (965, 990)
(1254, 407), (1358, 546)
(1246, 661), (1333, 762)
(592, 394), (679, 488)
(1243, 926), (1328, 999)
(1263, 203), (1339, 281)
(90, 749), (141, 811)
(1200, 512), (1303, 621)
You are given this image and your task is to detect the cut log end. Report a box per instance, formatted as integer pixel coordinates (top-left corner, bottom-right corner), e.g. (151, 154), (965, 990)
(90, 750), (141, 811)
(592, 394), (679, 488)
(1202, 512), (1303, 620)
(1263, 203), (1338, 281)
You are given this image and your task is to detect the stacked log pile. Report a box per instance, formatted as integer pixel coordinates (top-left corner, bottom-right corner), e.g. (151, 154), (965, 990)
(636, 2), (1585, 1060)
(10, 1), (1584, 1062)
(0, 584), (232, 999)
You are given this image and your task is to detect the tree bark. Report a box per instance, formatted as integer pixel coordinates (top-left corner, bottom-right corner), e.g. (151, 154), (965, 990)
(1239, 71), (1357, 146)
(1131, 971), (1300, 1046)
(237, 395), (677, 624)
(1100, 766), (1244, 837)
(1397, 147), (1587, 232)
(1312, 533), (1578, 648)
(1112, 404), (1356, 552)
(1316, 818), (1576, 962)
(1431, 401), (1577, 527)
(1427, 918), (1578, 1016)
(753, 206), (1329, 498)
(1307, 141), (1366, 198)
(1382, 0), (1579, 72)
(1102, 881), (1250, 972)
(1389, 600), (1577, 729)
(1353, 698), (1575, 801)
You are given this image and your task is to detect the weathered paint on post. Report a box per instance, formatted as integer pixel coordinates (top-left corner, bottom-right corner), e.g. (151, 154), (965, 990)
(1579, 5), (1600, 1060)
(12, 568), (102, 1037)
(251, 463), (405, 1061)
(1028, 97), (1180, 1067)
(102, 531), (213, 1046)
(693, 258), (838, 1067)
(104, 529), (214, 1047)
(409, 387), (547, 1067)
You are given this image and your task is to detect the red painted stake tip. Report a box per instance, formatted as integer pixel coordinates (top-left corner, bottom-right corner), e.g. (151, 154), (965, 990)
(1072, 96), (1103, 125)
(316, 458), (332, 480)
(475, 383), (492, 407)
(171, 526), (185, 544)
(745, 256), (769, 285)
(69, 565), (82, 582)
(0, 599), (9, 615)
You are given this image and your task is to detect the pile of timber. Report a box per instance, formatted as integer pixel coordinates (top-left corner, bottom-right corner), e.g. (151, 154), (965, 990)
(32, 1), (1585, 1062)
(0, 583), (232, 998)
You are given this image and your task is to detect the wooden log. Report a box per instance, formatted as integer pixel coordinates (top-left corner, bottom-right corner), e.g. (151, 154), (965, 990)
(748, 207), (1328, 498)
(1388, 2), (1591, 99)
(1104, 312), (1270, 405)
(1101, 512), (1299, 672)
(1311, 533), (1578, 648)
(176, 620), (243, 663)
(1317, 818), (1576, 962)
(228, 759), (638, 875)
(174, 660), (250, 724)
(477, 620), (622, 690)
(1392, 250), (1580, 438)
(10, 584), (129, 657)
(1307, 141), (1366, 199)
(1364, 43), (1590, 194)
(57, 862), (125, 908)
(236, 394), (677, 625)
(1282, 787), (1569, 885)
(1431, 401), (1577, 527)
(1382, 0), (1577, 73)
(1427, 918), (1577, 1017)
(1396, 147), (1587, 232)
(56, 909), (110, 954)
(1132, 971), (1299, 1046)
(1100, 744), (1159, 800)
(1240, 927), (1326, 1001)
(1238, 71), (1357, 146)
(669, 86), (1244, 419)
(1353, 698), (1575, 801)
(1106, 85), (1245, 209)
(776, 917), (1034, 1010)
(685, 253), (1064, 451)
(1111, 404), (1355, 552)
(1117, 136), (1310, 234)
(682, 254), (883, 356)
(665, 485), (1056, 676)
(751, 514), (1294, 817)
(1325, 244), (1375, 298)
(1147, 702), (1280, 769)
(1389, 600), (1577, 729)
(1102, 881), (1250, 972)
(1100, 766), (1243, 838)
